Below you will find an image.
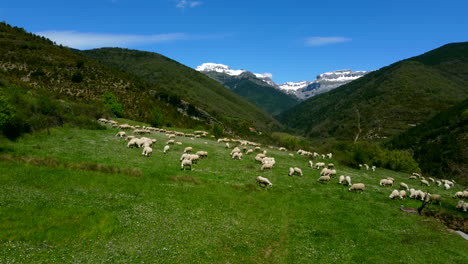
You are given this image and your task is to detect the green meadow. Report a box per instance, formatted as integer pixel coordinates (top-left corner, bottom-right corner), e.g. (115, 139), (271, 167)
(0, 121), (466, 263)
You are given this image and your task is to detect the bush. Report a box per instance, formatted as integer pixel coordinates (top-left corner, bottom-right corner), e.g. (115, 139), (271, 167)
(148, 107), (165, 127)
(211, 123), (224, 138)
(71, 72), (83, 83)
(0, 92), (14, 131)
(102, 91), (123, 118)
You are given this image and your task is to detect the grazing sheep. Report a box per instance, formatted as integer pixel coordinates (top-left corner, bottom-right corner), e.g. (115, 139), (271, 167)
(125, 136), (136, 141)
(409, 188), (417, 199)
(389, 189), (400, 199)
(142, 146), (153, 157)
(255, 153), (266, 163)
(338, 175), (345, 184)
(421, 180), (430, 186)
(166, 139), (175, 145)
(320, 168), (332, 176)
(327, 163), (334, 169)
(400, 182), (409, 190)
(317, 175), (331, 183)
(425, 193), (442, 205)
(181, 159), (192, 170)
(230, 147), (241, 155)
(308, 160), (313, 168)
(245, 149), (254, 154)
(413, 172), (421, 178)
(187, 154), (200, 164)
(288, 153), (294, 157)
(363, 164), (369, 170)
(261, 162), (274, 171)
(399, 190), (407, 199)
(232, 152), (243, 160)
(127, 138), (140, 148)
(371, 165), (376, 172)
(453, 191), (468, 199)
(345, 176), (352, 186)
(163, 145), (170, 154)
(256, 176), (272, 187)
(225, 143), (230, 149)
(349, 183), (365, 192)
(288, 167), (303, 176)
(315, 162), (325, 169)
(279, 147), (287, 151)
(456, 200), (468, 212)
(195, 151), (208, 158)
(184, 147), (193, 153)
(409, 175), (418, 180)
(436, 180), (442, 186)
(428, 177), (435, 183)
(444, 183), (451, 190)
(115, 131), (126, 138)
(326, 153), (333, 159)
(380, 179), (394, 187)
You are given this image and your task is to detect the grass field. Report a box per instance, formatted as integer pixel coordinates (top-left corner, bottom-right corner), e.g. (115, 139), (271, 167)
(0, 121), (467, 263)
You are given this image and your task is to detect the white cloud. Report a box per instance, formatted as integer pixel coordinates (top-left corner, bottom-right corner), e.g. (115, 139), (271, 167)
(35, 31), (192, 49)
(305, 36), (351, 46)
(176, 0), (202, 9)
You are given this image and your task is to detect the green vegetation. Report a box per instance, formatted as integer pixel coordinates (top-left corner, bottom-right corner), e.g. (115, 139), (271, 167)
(102, 91), (123, 118)
(279, 42), (468, 141)
(388, 98), (468, 184)
(0, 125), (466, 263)
(79, 48), (280, 131)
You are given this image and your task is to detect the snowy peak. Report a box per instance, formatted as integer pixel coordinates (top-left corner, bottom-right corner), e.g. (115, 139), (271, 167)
(278, 81), (311, 91)
(196, 63), (246, 76)
(317, 69), (367, 82)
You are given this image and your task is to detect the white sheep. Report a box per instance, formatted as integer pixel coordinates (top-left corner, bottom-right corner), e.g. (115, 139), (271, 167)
(400, 182), (409, 190)
(345, 176), (352, 186)
(317, 175), (331, 183)
(444, 183), (451, 190)
(425, 193), (442, 205)
(349, 183), (365, 192)
(413, 172), (421, 178)
(262, 157), (275, 166)
(142, 146), (153, 157)
(315, 162), (325, 169)
(399, 190), (406, 199)
(288, 167), (303, 176)
(363, 164), (369, 170)
(288, 153), (294, 157)
(184, 147), (193, 153)
(408, 175), (418, 180)
(308, 160), (313, 168)
(421, 179), (430, 186)
(453, 191), (468, 199)
(326, 153), (333, 159)
(125, 135), (136, 141)
(279, 147), (287, 151)
(428, 177), (435, 183)
(166, 139), (175, 145)
(230, 147), (240, 155)
(225, 143), (230, 149)
(181, 159), (192, 170)
(389, 189), (400, 199)
(456, 200), (468, 212)
(261, 162), (274, 171)
(338, 175), (345, 184)
(195, 151), (208, 158)
(371, 165), (376, 172)
(232, 152), (243, 160)
(115, 131), (126, 138)
(380, 179), (393, 187)
(163, 145), (170, 154)
(127, 138), (140, 148)
(246, 149), (254, 154)
(256, 176), (272, 187)
(436, 180), (442, 186)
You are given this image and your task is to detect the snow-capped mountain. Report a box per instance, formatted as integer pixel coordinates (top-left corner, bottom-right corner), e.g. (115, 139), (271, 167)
(196, 63), (369, 101)
(279, 70), (368, 99)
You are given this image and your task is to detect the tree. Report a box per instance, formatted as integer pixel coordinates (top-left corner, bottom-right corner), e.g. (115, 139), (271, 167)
(0, 93), (14, 131)
(148, 107), (165, 127)
(211, 123), (224, 138)
(102, 91), (123, 118)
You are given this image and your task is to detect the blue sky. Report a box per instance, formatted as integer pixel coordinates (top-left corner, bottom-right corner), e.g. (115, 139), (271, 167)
(2, 0), (467, 83)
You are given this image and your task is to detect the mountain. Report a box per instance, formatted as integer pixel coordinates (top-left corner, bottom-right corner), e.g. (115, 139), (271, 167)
(278, 42), (468, 141)
(196, 63), (300, 116)
(278, 70), (368, 100)
(0, 22), (279, 136)
(387, 98), (468, 184)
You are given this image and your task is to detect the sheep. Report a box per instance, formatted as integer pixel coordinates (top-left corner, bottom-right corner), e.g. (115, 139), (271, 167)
(413, 172), (421, 178)
(400, 182), (409, 190)
(326, 153), (332, 159)
(187, 154), (200, 164)
(408, 175), (418, 180)
(246, 149), (254, 155)
(195, 151), (208, 158)
(409, 188), (417, 199)
(363, 164), (369, 170)
(288, 153), (294, 157)
(317, 175), (331, 183)
(456, 200), (468, 212)
(262, 157), (275, 166)
(338, 175), (345, 184)
(163, 145), (170, 154)
(261, 162), (274, 171)
(232, 152), (243, 160)
(142, 146), (153, 157)
(256, 176), (272, 187)
(181, 159), (192, 170)
(444, 183), (451, 190)
(453, 191), (468, 199)
(428, 177), (435, 183)
(345, 176), (352, 186)
(127, 138), (140, 148)
(321, 154), (326, 159)
(380, 179), (394, 187)
(389, 189), (401, 199)
(315, 162), (325, 169)
(115, 131), (126, 138)
(184, 147), (193, 153)
(349, 183), (365, 192)
(421, 180), (430, 186)
(436, 180), (442, 186)
(255, 153), (266, 162)
(320, 168), (332, 176)
(230, 147), (241, 155)
(327, 163), (334, 169)
(308, 160), (313, 168)
(225, 143), (230, 149)
(125, 135), (136, 141)
(371, 165), (376, 172)
(166, 139), (175, 145)
(399, 190), (406, 199)
(288, 167), (303, 176)
(279, 147), (287, 151)
(425, 193), (442, 205)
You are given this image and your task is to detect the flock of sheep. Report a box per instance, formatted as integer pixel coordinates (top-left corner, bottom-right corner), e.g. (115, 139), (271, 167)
(98, 118), (468, 213)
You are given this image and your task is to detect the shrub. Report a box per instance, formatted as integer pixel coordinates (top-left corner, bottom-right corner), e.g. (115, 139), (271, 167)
(148, 107), (165, 127)
(102, 91), (123, 118)
(211, 123), (224, 138)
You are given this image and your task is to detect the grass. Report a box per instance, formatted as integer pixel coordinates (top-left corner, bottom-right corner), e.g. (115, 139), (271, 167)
(0, 123), (467, 263)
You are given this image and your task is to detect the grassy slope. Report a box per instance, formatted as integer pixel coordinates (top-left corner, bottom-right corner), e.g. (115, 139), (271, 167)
(278, 42), (468, 141)
(202, 71), (300, 116)
(0, 124), (466, 263)
(79, 48), (280, 130)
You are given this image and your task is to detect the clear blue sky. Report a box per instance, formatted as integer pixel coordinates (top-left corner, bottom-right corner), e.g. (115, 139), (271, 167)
(2, 0), (467, 83)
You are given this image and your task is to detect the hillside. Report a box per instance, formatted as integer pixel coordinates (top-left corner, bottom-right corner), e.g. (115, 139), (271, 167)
(79, 48), (280, 130)
(0, 22), (278, 138)
(387, 98), (468, 184)
(278, 42), (468, 141)
(0, 121), (467, 262)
